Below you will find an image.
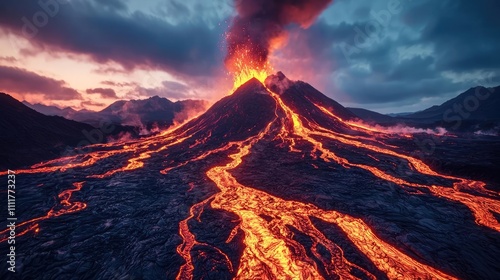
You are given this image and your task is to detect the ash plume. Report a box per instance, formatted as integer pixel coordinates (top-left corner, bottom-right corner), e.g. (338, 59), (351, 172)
(225, 0), (333, 73)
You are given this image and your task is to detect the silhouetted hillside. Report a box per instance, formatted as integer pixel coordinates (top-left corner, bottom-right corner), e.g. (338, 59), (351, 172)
(0, 93), (134, 168)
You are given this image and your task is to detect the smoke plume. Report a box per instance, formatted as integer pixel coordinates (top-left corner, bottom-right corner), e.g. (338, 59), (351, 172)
(225, 0), (333, 75)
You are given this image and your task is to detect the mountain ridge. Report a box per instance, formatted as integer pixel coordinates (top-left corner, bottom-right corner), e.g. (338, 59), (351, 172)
(1, 92), (140, 169)
(1, 74), (499, 279)
(1, 93), (99, 169)
(404, 85), (500, 120)
(23, 95), (210, 129)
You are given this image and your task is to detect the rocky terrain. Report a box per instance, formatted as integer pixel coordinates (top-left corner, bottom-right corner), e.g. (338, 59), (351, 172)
(1, 74), (499, 279)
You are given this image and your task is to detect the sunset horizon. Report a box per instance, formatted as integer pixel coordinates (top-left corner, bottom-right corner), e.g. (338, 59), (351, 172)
(1, 1), (499, 279)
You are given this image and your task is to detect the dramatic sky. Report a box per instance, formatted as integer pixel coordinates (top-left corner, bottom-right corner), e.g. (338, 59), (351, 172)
(0, 0), (499, 113)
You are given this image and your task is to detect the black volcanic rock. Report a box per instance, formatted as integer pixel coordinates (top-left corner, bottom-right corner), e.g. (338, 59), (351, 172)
(265, 72), (357, 131)
(1, 75), (499, 280)
(181, 78), (276, 143)
(0, 93), (97, 169)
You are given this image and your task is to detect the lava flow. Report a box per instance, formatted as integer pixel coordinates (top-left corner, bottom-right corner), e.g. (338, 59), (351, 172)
(0, 182), (86, 243)
(1, 73), (499, 279)
(171, 73), (498, 279)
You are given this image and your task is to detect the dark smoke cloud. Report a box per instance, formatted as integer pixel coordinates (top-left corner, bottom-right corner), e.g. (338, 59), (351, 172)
(0, 0), (223, 79)
(0, 65), (81, 100)
(86, 87), (118, 98)
(225, 0), (332, 72)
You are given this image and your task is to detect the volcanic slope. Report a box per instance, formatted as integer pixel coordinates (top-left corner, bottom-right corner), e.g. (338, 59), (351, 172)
(1, 73), (499, 280)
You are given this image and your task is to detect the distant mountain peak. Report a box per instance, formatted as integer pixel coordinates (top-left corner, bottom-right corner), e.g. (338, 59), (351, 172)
(405, 84), (499, 122)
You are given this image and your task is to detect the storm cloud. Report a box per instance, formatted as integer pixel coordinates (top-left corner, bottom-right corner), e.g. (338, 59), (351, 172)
(0, 0), (498, 112)
(274, 0), (500, 112)
(86, 87), (118, 98)
(0, 65), (81, 100)
(0, 0), (225, 79)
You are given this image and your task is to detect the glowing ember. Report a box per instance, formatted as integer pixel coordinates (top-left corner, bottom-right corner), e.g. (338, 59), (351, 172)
(226, 46), (272, 91)
(224, 0), (332, 91)
(0, 74), (498, 279)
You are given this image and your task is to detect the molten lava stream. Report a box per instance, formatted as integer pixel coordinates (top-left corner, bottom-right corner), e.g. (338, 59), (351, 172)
(270, 90), (500, 232)
(89, 135), (190, 178)
(176, 195), (234, 280)
(0, 117), (199, 177)
(161, 144), (234, 175)
(174, 113), (456, 279)
(0, 182), (87, 242)
(309, 111), (500, 232)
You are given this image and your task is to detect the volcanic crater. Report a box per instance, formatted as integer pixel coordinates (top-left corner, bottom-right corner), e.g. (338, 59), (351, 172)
(1, 72), (499, 280)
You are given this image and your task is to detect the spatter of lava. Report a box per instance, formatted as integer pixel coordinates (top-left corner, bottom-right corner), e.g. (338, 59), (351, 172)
(1, 73), (499, 279)
(224, 0), (332, 90)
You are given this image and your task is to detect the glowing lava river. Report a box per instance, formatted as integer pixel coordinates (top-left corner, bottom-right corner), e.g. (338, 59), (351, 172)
(1, 73), (499, 279)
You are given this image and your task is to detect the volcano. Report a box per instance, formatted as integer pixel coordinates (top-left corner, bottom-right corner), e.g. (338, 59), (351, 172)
(1, 73), (499, 279)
